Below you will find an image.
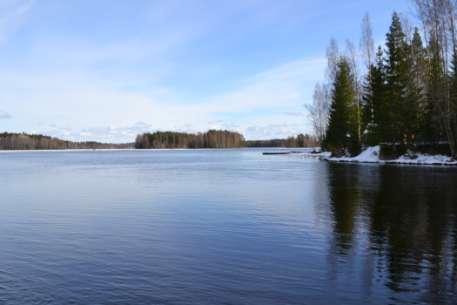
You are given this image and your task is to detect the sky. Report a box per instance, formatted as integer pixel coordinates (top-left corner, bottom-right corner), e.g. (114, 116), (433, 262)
(0, 0), (414, 143)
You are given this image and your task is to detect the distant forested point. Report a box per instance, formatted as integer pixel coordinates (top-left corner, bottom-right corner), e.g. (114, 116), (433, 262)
(135, 130), (245, 149)
(0, 132), (132, 150)
(135, 130), (318, 149)
(245, 134), (318, 148)
(308, 2), (457, 158)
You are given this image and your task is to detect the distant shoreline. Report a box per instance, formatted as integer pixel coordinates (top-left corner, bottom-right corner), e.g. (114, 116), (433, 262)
(0, 147), (313, 153)
(0, 131), (318, 151)
(0, 148), (135, 153)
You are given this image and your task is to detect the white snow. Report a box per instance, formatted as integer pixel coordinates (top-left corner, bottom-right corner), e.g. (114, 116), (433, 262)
(297, 149), (331, 159)
(322, 146), (457, 166)
(329, 146), (380, 163)
(395, 153), (457, 165)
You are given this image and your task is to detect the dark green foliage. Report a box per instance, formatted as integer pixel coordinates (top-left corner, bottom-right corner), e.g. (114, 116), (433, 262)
(384, 12), (415, 145)
(403, 28), (425, 146)
(323, 10), (457, 158)
(323, 58), (360, 156)
(136, 131), (318, 149)
(362, 47), (387, 146)
(326, 14), (428, 154)
(135, 130), (245, 149)
(422, 35), (447, 144)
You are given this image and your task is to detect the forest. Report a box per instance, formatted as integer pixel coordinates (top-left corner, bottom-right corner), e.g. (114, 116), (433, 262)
(135, 130), (318, 149)
(135, 130), (245, 149)
(308, 0), (457, 158)
(0, 133), (132, 150)
(0, 131), (318, 150)
(245, 134), (318, 148)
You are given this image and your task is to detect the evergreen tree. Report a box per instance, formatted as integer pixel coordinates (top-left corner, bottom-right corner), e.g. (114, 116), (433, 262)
(384, 12), (410, 144)
(423, 34), (446, 144)
(362, 47), (387, 145)
(402, 27), (425, 146)
(324, 58), (360, 155)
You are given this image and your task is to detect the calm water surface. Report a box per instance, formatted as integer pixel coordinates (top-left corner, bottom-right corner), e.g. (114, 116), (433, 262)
(0, 149), (456, 305)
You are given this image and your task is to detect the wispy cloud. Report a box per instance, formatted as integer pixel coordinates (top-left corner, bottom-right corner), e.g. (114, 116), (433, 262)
(0, 55), (324, 142)
(244, 123), (306, 140)
(41, 122), (154, 143)
(283, 111), (305, 117)
(0, 1), (331, 142)
(0, 0), (34, 44)
(205, 57), (325, 113)
(0, 110), (12, 120)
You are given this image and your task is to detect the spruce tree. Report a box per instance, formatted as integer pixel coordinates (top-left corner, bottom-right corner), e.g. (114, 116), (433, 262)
(423, 34), (446, 145)
(384, 12), (410, 144)
(402, 27), (425, 146)
(362, 47), (387, 146)
(324, 58), (360, 156)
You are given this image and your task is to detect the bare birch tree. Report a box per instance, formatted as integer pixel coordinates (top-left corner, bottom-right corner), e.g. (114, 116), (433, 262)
(307, 83), (330, 143)
(360, 13), (375, 68)
(326, 38), (340, 83)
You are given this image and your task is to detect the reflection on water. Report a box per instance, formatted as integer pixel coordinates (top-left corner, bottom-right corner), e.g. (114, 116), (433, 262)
(0, 150), (456, 305)
(325, 163), (457, 304)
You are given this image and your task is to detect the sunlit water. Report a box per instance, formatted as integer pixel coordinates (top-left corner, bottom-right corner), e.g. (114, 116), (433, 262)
(0, 149), (456, 305)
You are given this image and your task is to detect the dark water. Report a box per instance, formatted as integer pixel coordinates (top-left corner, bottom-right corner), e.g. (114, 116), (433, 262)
(0, 149), (456, 305)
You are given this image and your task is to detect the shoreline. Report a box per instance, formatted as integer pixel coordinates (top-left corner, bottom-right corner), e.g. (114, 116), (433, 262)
(0, 147), (314, 153)
(321, 146), (457, 167)
(326, 158), (457, 167)
(0, 148), (136, 153)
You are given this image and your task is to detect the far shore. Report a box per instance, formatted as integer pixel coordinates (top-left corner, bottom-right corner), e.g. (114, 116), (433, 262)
(0, 147), (314, 153)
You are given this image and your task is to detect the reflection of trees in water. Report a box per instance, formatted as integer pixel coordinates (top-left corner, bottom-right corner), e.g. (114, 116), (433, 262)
(327, 164), (360, 255)
(326, 164), (457, 304)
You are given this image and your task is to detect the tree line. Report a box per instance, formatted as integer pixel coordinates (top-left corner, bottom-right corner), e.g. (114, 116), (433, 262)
(0, 132), (132, 150)
(308, 1), (457, 158)
(0, 131), (318, 150)
(245, 134), (318, 148)
(135, 130), (245, 149)
(135, 130), (318, 149)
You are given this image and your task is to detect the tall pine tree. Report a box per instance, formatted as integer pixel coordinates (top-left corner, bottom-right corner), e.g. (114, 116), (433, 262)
(362, 47), (387, 146)
(402, 27), (424, 146)
(423, 34), (446, 145)
(324, 58), (360, 156)
(384, 13), (410, 145)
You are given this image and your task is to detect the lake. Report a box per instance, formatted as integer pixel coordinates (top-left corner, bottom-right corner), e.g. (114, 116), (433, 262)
(0, 149), (456, 305)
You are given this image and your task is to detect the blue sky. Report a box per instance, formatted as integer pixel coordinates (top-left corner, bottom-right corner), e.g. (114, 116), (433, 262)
(0, 0), (413, 142)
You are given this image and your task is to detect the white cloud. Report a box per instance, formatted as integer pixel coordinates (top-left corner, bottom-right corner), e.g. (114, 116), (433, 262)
(0, 55), (324, 142)
(244, 123), (306, 140)
(201, 57), (325, 113)
(41, 122), (154, 143)
(0, 0), (330, 142)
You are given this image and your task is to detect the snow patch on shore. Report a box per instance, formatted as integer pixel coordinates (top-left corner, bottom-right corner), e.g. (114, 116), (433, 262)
(324, 146), (457, 166)
(329, 146), (380, 163)
(395, 154), (457, 165)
